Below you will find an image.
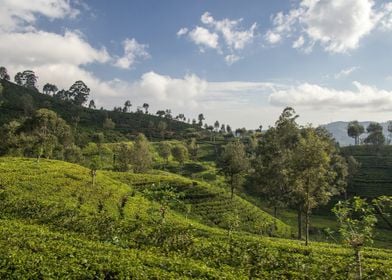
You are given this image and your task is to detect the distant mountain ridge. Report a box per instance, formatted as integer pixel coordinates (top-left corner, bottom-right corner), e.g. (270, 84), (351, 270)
(322, 121), (392, 146)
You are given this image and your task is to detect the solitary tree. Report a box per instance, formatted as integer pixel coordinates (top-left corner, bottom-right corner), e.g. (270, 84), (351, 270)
(364, 122), (385, 146)
(0, 66), (10, 80)
(115, 143), (132, 171)
(88, 100), (96, 109)
(156, 110), (165, 118)
(158, 141), (172, 167)
(14, 72), (23, 85)
(69, 80), (90, 106)
(333, 197), (377, 280)
(187, 138), (199, 160)
(124, 100), (132, 112)
(198, 113), (205, 127)
(23, 70), (38, 90)
(142, 103), (149, 114)
(131, 134), (152, 173)
(347, 121), (365, 145)
(220, 140), (249, 199)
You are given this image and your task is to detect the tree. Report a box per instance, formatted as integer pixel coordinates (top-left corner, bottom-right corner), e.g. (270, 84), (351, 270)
(123, 100), (132, 112)
(220, 140), (249, 199)
(158, 141), (171, 167)
(0, 66), (10, 80)
(14, 72), (23, 85)
(115, 143), (132, 171)
(364, 122), (385, 146)
(88, 100), (96, 109)
(388, 121), (392, 144)
(347, 121), (365, 145)
(214, 120), (220, 132)
(43, 83), (58, 95)
(156, 110), (165, 118)
(131, 134), (152, 173)
(226, 125), (232, 134)
(23, 70), (38, 90)
(198, 113), (205, 127)
(69, 80), (90, 106)
(253, 107), (300, 222)
(333, 197), (377, 280)
(103, 117), (115, 129)
(164, 109), (172, 119)
(187, 138), (199, 160)
(28, 109), (72, 161)
(142, 103), (149, 114)
(373, 196), (392, 230)
(157, 121), (167, 140)
(171, 143), (188, 166)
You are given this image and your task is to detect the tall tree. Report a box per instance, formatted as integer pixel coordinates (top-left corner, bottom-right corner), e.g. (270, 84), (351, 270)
(88, 100), (96, 109)
(23, 70), (38, 90)
(0, 66), (10, 80)
(69, 80), (90, 106)
(14, 72), (23, 85)
(156, 110), (165, 118)
(364, 122), (385, 146)
(347, 121), (365, 145)
(198, 113), (205, 127)
(131, 134), (152, 173)
(142, 103), (149, 114)
(158, 141), (172, 167)
(220, 140), (249, 199)
(123, 100), (132, 112)
(292, 127), (347, 245)
(187, 138), (199, 160)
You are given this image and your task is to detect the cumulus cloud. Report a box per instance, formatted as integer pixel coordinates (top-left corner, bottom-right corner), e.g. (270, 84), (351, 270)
(0, 0), (79, 32)
(265, 0), (392, 53)
(269, 81), (392, 111)
(0, 30), (110, 67)
(178, 11), (257, 64)
(188, 26), (219, 50)
(114, 38), (150, 69)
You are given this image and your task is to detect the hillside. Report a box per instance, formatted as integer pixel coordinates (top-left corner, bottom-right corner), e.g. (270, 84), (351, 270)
(341, 145), (392, 198)
(1, 157), (392, 278)
(0, 80), (202, 143)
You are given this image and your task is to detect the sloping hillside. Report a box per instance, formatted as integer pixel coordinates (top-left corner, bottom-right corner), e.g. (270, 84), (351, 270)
(104, 170), (292, 237)
(342, 145), (392, 197)
(0, 158), (392, 278)
(0, 80), (201, 142)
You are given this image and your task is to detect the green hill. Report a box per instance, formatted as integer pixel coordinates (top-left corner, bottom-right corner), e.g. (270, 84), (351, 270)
(103, 170), (292, 237)
(342, 145), (392, 198)
(1, 157), (392, 278)
(0, 80), (202, 143)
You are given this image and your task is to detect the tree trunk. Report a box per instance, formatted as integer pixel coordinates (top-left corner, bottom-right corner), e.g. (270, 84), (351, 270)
(297, 208), (302, 240)
(305, 211), (309, 246)
(355, 248), (362, 280)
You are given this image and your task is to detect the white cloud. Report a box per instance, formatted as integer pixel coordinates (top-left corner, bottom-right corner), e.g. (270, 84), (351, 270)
(177, 27), (188, 37)
(334, 66), (359, 79)
(114, 38), (150, 69)
(0, 30), (110, 67)
(265, 0), (390, 53)
(269, 81), (392, 111)
(179, 11), (257, 64)
(0, 0), (79, 32)
(201, 12), (257, 50)
(224, 54), (241, 65)
(265, 30), (281, 44)
(188, 26), (219, 50)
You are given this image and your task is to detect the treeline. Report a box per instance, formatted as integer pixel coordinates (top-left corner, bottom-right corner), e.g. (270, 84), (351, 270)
(347, 120), (391, 145)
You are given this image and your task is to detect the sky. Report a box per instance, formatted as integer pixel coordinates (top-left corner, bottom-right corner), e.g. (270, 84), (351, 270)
(1, 0), (392, 129)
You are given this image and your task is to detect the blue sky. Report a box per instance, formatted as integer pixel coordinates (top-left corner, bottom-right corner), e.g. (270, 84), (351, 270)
(1, 0), (392, 128)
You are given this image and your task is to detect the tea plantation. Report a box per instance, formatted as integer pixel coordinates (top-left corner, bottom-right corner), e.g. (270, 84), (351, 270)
(0, 157), (391, 279)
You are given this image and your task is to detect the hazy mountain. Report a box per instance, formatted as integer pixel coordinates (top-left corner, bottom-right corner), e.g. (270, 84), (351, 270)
(322, 121), (392, 146)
